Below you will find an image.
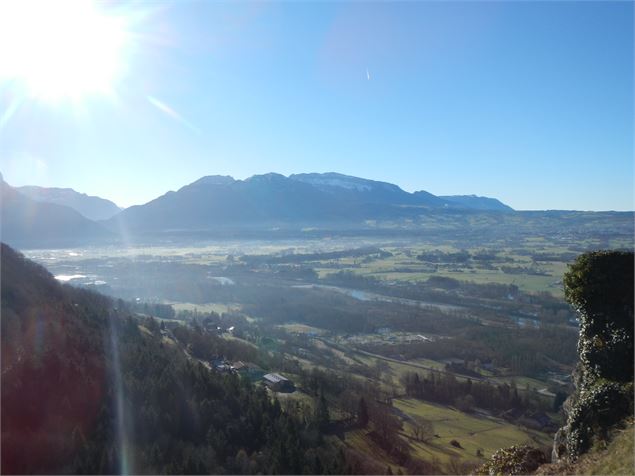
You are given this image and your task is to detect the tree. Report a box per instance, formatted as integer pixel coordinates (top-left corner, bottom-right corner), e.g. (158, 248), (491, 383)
(370, 403), (401, 443)
(315, 391), (330, 431)
(357, 397), (369, 427)
(410, 416), (434, 442)
(455, 394), (476, 413)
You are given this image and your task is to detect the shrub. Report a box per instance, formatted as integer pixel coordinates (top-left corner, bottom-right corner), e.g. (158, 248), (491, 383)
(475, 445), (547, 475)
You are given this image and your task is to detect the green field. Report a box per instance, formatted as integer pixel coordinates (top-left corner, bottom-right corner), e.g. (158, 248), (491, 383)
(344, 429), (406, 474)
(341, 398), (553, 473)
(393, 398), (552, 463)
(277, 323), (325, 335)
(315, 251), (569, 296)
(170, 301), (243, 314)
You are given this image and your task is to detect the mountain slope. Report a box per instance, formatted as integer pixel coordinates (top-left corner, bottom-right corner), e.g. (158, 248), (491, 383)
(106, 172), (511, 234)
(1, 179), (109, 248)
(108, 173), (350, 232)
(290, 172), (448, 207)
(0, 243), (349, 474)
(1, 243), (112, 473)
(440, 194), (514, 211)
(17, 185), (122, 220)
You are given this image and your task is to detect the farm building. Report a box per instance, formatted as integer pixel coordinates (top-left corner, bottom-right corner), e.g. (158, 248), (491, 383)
(263, 373), (295, 392)
(231, 361), (246, 372)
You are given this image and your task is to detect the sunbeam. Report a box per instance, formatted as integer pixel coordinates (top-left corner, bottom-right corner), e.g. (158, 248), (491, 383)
(109, 313), (133, 475)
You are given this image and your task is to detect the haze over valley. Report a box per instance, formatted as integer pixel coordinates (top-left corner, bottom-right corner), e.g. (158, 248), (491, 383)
(1, 1), (633, 475)
(3, 169), (633, 473)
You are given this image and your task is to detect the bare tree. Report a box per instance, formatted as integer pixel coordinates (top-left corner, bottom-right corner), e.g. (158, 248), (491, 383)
(411, 416), (434, 442)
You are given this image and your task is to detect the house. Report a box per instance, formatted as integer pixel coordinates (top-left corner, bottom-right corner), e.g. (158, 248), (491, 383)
(263, 373), (295, 392)
(231, 361), (246, 372)
(212, 357), (232, 373)
(215, 363), (232, 373)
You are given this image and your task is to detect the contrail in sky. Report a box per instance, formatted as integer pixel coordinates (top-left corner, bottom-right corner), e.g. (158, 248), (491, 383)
(366, 68), (370, 81)
(146, 95), (200, 134)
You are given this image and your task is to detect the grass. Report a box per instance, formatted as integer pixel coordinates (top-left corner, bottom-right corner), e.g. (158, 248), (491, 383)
(344, 429), (407, 474)
(223, 334), (259, 349)
(170, 301), (242, 314)
(312, 242), (579, 296)
(341, 397), (553, 473)
(536, 421), (634, 475)
(274, 387), (315, 409)
(394, 398), (552, 464)
(277, 323), (325, 335)
(583, 423), (634, 475)
(492, 375), (552, 391)
(365, 267), (564, 295)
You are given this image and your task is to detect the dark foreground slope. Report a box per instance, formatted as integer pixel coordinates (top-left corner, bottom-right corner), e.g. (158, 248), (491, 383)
(0, 244), (348, 474)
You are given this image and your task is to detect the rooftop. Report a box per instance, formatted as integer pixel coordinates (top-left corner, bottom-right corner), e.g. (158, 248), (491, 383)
(263, 373), (289, 383)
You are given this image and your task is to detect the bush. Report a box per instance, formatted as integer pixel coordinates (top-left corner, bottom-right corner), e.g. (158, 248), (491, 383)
(475, 445), (547, 475)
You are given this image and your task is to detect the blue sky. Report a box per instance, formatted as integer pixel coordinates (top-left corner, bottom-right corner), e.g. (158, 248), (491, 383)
(0, 0), (632, 210)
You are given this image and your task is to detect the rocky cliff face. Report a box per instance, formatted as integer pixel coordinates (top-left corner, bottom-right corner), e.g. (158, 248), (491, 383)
(552, 251), (634, 463)
(476, 251), (634, 475)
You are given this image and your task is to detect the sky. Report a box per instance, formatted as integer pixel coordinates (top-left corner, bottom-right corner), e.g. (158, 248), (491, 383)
(0, 0), (633, 211)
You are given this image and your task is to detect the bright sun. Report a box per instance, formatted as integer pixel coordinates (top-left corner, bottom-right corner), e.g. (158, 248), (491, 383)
(0, 0), (129, 102)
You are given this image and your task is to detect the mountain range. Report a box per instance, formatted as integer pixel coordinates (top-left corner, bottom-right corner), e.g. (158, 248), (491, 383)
(1, 176), (109, 247)
(106, 172), (513, 233)
(17, 185), (122, 221)
(0, 171), (527, 247)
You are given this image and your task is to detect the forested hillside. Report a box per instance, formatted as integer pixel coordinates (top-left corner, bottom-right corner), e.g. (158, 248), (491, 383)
(0, 244), (348, 474)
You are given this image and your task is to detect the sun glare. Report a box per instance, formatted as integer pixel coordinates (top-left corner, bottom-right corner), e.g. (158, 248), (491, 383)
(0, 0), (129, 102)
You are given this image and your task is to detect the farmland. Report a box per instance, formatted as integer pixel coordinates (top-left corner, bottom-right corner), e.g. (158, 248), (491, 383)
(393, 399), (552, 462)
(21, 219), (632, 472)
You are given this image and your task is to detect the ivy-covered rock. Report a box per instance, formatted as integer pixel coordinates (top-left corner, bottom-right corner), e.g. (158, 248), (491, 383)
(553, 251), (634, 463)
(563, 250), (634, 384)
(475, 445), (547, 475)
(556, 382), (634, 459)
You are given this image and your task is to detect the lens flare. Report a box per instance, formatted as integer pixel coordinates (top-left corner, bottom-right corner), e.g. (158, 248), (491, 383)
(0, 0), (130, 102)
